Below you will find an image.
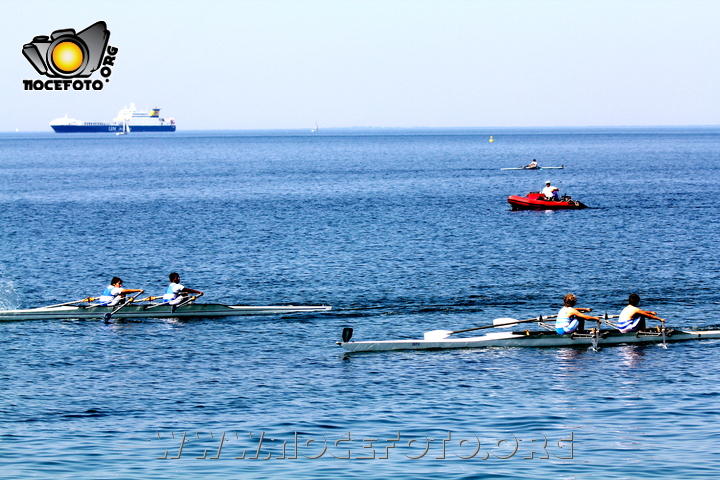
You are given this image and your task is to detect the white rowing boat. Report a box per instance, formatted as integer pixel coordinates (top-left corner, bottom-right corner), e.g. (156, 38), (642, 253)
(0, 303), (331, 322)
(337, 316), (720, 352)
(339, 329), (720, 352)
(500, 165), (565, 170)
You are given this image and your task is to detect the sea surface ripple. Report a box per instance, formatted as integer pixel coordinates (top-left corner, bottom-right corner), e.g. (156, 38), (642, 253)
(1, 128), (719, 478)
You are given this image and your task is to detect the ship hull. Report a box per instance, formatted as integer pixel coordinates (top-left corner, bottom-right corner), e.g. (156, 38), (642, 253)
(51, 124), (176, 133)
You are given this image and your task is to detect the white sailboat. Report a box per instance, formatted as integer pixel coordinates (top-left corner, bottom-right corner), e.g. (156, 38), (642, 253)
(116, 119), (129, 135)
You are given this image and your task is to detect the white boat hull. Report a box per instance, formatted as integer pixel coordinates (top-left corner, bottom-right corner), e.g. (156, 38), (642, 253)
(339, 329), (720, 352)
(500, 166), (564, 170)
(0, 304), (331, 321)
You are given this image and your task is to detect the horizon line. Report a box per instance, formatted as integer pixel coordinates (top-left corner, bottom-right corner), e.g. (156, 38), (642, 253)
(4, 124), (720, 134)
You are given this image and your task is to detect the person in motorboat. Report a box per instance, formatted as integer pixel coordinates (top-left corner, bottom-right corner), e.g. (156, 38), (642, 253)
(163, 272), (203, 305)
(542, 180), (559, 200)
(98, 277), (144, 306)
(617, 293), (665, 333)
(556, 293), (600, 335)
(525, 159), (539, 169)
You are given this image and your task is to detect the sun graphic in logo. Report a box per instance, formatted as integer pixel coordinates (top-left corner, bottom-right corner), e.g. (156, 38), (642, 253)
(51, 41), (84, 73)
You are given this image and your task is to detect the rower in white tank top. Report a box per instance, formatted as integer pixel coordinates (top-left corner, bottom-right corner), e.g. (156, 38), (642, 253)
(162, 272), (203, 305)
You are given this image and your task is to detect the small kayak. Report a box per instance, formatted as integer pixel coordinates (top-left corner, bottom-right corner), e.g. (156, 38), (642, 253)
(508, 192), (587, 210)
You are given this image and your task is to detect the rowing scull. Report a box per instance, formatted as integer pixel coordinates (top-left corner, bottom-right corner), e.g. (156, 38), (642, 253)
(500, 165), (565, 170)
(0, 303), (331, 322)
(338, 327), (720, 352)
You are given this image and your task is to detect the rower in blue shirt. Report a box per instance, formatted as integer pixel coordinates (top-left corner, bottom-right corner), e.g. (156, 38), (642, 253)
(556, 293), (600, 335)
(618, 294), (665, 333)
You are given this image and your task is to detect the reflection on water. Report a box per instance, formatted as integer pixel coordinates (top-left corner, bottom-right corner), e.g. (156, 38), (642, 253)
(553, 347), (593, 375)
(616, 345), (647, 369)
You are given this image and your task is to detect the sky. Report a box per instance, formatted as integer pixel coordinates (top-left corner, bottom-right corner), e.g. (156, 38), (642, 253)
(1, 0), (719, 131)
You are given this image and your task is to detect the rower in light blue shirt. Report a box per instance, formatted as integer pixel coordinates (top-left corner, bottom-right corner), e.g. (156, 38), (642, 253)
(98, 277), (144, 306)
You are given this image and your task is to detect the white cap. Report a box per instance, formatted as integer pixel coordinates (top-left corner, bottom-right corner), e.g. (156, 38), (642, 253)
(545, 180), (551, 184)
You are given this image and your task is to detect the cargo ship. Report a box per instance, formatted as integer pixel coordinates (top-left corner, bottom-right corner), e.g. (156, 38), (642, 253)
(50, 103), (176, 133)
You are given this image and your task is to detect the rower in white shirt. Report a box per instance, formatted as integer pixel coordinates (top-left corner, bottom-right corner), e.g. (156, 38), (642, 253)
(162, 272), (203, 305)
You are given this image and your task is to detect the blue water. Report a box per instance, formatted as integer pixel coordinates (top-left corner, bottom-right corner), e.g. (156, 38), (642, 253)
(1, 128), (720, 479)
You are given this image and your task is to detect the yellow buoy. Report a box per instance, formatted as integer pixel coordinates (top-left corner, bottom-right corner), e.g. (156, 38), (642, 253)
(489, 136), (494, 143)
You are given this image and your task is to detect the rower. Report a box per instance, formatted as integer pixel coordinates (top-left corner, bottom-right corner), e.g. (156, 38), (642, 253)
(617, 293), (665, 333)
(162, 272), (203, 305)
(526, 159), (538, 169)
(555, 293), (600, 335)
(98, 277), (144, 306)
(542, 180), (559, 200)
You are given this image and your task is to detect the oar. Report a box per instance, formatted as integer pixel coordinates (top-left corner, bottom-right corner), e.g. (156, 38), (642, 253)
(137, 296), (160, 303)
(491, 317), (527, 328)
(591, 314), (606, 352)
(45, 297), (96, 308)
(143, 296), (171, 310)
(660, 319), (667, 348)
(171, 293), (203, 313)
(492, 314), (557, 328)
(143, 292), (204, 312)
(103, 292), (143, 323)
(635, 315), (669, 347)
(424, 315), (545, 341)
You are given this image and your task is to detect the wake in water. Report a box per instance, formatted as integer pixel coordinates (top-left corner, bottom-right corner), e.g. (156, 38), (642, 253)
(0, 279), (20, 310)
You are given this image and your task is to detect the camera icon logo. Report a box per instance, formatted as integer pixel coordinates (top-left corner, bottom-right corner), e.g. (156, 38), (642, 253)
(22, 21), (110, 78)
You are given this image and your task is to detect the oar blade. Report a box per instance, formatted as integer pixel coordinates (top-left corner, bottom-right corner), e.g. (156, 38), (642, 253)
(424, 330), (454, 341)
(493, 318), (520, 328)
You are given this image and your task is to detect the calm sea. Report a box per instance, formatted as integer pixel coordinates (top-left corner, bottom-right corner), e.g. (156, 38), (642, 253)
(1, 128), (720, 479)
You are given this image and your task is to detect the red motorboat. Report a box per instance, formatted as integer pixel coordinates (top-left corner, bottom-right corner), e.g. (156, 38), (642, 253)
(508, 192), (588, 211)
